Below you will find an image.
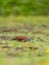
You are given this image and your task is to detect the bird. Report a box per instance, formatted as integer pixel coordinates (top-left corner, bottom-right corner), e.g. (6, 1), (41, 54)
(12, 36), (30, 42)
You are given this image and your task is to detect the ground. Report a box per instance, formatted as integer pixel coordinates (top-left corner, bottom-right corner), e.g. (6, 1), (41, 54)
(0, 16), (49, 65)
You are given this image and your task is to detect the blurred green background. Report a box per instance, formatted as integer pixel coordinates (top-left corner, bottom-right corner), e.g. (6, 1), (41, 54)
(0, 0), (49, 16)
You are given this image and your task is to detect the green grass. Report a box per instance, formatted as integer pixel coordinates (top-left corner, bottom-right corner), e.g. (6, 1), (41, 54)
(0, 16), (49, 27)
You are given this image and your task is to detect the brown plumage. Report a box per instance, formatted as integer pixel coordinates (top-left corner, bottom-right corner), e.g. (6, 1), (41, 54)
(12, 36), (30, 42)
